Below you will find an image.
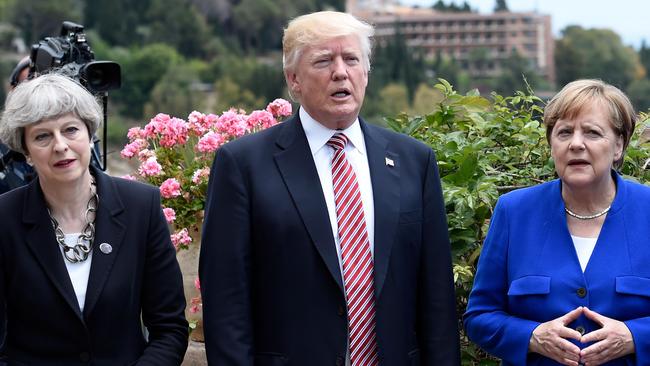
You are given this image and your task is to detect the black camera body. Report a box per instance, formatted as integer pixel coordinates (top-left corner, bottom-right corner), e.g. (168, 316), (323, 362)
(29, 21), (121, 93)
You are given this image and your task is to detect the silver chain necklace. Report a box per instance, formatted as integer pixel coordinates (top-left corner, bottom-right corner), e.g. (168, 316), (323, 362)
(565, 205), (611, 220)
(48, 178), (98, 263)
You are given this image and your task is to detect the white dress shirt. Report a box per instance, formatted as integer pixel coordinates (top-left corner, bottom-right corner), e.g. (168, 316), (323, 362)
(300, 107), (375, 270)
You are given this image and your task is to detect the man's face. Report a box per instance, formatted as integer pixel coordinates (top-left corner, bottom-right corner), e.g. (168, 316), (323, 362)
(286, 35), (368, 130)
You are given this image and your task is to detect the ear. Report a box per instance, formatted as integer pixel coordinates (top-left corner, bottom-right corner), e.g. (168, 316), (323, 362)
(362, 67), (369, 89)
(614, 134), (624, 161)
(285, 70), (300, 96)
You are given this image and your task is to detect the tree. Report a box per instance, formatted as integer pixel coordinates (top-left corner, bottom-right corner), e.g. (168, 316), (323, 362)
(432, 0), (473, 12)
(627, 78), (650, 112)
(412, 83), (444, 115)
(494, 0), (509, 12)
(639, 40), (650, 78)
(145, 0), (210, 57)
(144, 64), (203, 118)
(371, 25), (428, 101)
(8, 0), (82, 44)
(378, 83), (409, 117)
(84, 0), (151, 46)
(111, 43), (182, 118)
(555, 26), (643, 89)
(211, 77), (264, 113)
(492, 50), (546, 95)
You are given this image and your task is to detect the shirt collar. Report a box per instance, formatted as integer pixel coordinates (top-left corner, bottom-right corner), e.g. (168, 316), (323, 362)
(299, 107), (366, 156)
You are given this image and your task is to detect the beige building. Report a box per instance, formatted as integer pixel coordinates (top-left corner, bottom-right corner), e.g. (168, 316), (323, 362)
(348, 1), (555, 84)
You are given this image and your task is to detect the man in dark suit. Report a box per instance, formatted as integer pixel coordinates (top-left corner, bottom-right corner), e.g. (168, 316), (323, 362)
(199, 11), (459, 366)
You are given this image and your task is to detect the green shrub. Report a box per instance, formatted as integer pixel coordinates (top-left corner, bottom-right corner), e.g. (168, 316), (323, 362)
(387, 79), (650, 365)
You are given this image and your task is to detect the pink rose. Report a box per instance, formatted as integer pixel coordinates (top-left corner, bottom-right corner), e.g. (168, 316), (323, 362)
(158, 117), (189, 148)
(121, 174), (137, 181)
(247, 110), (277, 130)
(138, 157), (163, 177)
(163, 207), (176, 223)
(192, 167), (211, 184)
(160, 178), (181, 198)
(216, 109), (248, 138)
(120, 139), (147, 159)
(197, 131), (225, 153)
(194, 277), (201, 290)
(127, 127), (144, 140)
(188, 111), (208, 135)
(266, 98), (292, 118)
(170, 228), (192, 249)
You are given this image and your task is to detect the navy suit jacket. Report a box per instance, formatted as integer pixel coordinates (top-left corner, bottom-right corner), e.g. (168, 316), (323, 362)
(464, 173), (650, 365)
(0, 167), (188, 365)
(199, 115), (459, 365)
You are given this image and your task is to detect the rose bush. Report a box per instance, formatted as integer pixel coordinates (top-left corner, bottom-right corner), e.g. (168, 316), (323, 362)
(121, 98), (292, 322)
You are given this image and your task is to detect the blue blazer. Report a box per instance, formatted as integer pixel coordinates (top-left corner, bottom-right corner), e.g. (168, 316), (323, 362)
(199, 115), (460, 365)
(0, 167), (188, 365)
(464, 173), (650, 365)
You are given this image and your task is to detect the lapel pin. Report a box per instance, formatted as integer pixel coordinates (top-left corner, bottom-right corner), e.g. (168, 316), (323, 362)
(99, 242), (112, 254)
(385, 157), (394, 167)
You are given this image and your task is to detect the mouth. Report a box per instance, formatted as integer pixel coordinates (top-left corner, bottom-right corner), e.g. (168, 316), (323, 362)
(331, 88), (351, 99)
(54, 159), (76, 168)
(568, 159), (589, 166)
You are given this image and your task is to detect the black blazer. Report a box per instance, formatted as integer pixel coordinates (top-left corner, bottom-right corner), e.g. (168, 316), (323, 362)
(0, 167), (188, 365)
(199, 115), (460, 365)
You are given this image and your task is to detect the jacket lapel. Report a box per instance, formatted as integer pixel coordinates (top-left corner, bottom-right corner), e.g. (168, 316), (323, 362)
(22, 178), (84, 321)
(274, 116), (344, 292)
(83, 168), (126, 318)
(361, 121), (400, 299)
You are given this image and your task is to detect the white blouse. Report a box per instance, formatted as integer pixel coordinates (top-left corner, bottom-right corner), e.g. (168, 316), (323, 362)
(570, 235), (598, 272)
(61, 233), (93, 312)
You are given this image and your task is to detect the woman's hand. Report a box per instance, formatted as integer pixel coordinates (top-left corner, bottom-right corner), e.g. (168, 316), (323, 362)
(529, 307), (584, 365)
(579, 307), (635, 365)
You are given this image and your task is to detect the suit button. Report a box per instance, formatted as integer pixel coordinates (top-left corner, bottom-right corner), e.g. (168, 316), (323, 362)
(337, 305), (345, 316)
(576, 326), (586, 335)
(336, 356), (344, 366)
(576, 287), (587, 298)
(79, 352), (90, 362)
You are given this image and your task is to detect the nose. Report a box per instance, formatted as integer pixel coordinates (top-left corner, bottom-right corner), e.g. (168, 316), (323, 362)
(569, 132), (585, 151)
(331, 57), (348, 80)
(52, 133), (69, 153)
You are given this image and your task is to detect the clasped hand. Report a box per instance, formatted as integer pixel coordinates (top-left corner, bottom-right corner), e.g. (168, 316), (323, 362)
(528, 306), (635, 366)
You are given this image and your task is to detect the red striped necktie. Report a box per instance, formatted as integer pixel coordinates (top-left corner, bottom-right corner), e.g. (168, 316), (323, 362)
(327, 133), (378, 366)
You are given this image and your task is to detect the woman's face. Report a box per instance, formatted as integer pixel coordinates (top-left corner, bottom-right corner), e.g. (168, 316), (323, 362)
(550, 101), (623, 189)
(24, 113), (92, 187)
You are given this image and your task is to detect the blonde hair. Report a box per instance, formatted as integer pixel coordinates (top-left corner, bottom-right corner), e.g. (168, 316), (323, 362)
(544, 79), (636, 168)
(0, 73), (102, 154)
(282, 11), (374, 74)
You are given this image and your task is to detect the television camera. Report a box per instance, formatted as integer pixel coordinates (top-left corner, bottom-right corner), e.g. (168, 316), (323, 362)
(1, 21), (121, 194)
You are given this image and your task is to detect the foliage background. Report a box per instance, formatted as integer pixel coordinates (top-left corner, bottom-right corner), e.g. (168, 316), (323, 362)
(388, 79), (650, 364)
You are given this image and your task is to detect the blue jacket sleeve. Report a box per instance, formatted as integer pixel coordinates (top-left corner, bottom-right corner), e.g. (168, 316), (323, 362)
(463, 198), (540, 364)
(625, 318), (650, 364)
(199, 146), (253, 366)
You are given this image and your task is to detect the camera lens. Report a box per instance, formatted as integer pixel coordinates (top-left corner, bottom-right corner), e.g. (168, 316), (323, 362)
(80, 61), (121, 92)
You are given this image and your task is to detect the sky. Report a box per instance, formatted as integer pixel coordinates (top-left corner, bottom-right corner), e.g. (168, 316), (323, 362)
(398, 0), (648, 49)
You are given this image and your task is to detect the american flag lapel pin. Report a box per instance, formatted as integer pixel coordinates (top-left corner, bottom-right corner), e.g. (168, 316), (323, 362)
(385, 157), (394, 167)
